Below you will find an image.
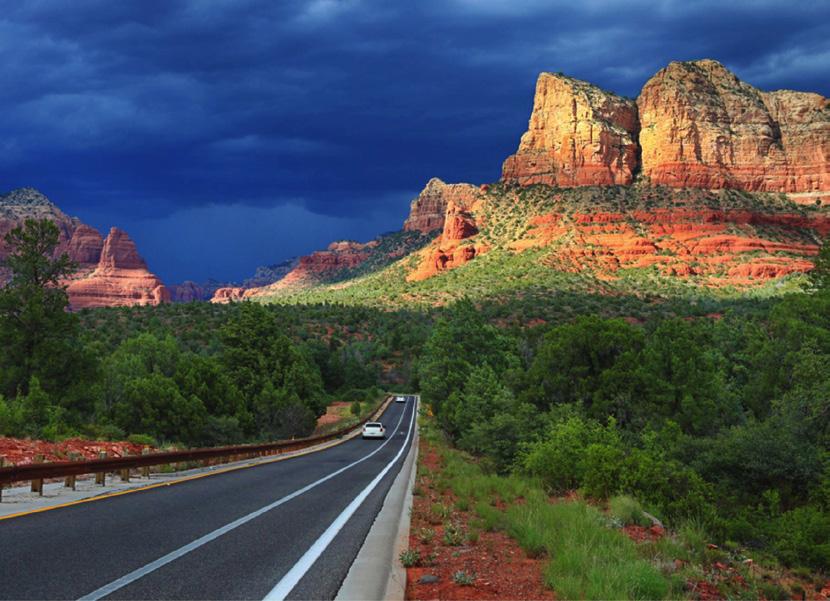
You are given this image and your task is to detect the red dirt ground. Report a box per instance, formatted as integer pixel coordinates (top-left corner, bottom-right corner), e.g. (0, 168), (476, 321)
(405, 441), (555, 601)
(315, 401), (352, 429)
(0, 437), (149, 466)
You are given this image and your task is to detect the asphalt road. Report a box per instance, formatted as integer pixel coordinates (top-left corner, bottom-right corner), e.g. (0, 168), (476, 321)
(0, 397), (417, 601)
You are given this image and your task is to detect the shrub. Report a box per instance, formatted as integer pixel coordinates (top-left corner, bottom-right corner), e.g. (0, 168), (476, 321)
(771, 506), (830, 571)
(417, 527), (435, 543)
(127, 433), (158, 447)
(399, 549), (421, 568)
(443, 521), (464, 546)
(452, 570), (475, 586)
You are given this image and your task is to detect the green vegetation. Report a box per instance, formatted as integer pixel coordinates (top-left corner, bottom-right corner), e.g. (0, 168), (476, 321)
(423, 417), (678, 599)
(0, 219), (428, 446)
(419, 291), (830, 575)
(255, 184), (825, 309)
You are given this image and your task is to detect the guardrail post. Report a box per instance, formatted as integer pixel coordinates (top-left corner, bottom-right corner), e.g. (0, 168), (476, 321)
(141, 447), (150, 478)
(64, 453), (79, 490)
(31, 455), (44, 496)
(120, 450), (131, 482)
(95, 451), (107, 486)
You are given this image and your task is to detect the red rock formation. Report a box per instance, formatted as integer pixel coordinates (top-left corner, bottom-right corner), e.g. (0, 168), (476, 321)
(403, 178), (483, 233)
(638, 60), (830, 198)
(211, 287), (246, 304)
(0, 188), (169, 308)
(408, 184), (487, 281)
(502, 72), (640, 187)
(65, 224), (104, 267)
(66, 228), (170, 309)
(514, 207), (828, 286)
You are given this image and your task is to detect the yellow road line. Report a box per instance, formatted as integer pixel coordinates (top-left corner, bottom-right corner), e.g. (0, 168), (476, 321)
(0, 397), (395, 523)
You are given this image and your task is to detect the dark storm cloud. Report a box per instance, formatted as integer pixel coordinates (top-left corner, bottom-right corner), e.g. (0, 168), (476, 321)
(0, 0), (827, 281)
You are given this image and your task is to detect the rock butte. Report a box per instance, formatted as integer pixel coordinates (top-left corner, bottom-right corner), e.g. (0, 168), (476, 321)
(502, 73), (640, 187)
(638, 60), (829, 199)
(503, 59), (829, 201)
(0, 188), (169, 309)
(65, 228), (170, 309)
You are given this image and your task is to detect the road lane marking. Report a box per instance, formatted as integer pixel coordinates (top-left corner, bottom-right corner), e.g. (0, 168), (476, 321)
(264, 399), (417, 601)
(76, 403), (409, 601)
(0, 397), (397, 523)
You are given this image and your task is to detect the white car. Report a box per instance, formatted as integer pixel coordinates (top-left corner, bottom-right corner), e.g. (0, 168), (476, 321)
(395, 395), (406, 403)
(362, 422), (386, 439)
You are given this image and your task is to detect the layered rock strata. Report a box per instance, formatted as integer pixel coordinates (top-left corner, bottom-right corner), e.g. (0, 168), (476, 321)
(638, 60), (830, 198)
(501, 72), (640, 187)
(66, 228), (170, 309)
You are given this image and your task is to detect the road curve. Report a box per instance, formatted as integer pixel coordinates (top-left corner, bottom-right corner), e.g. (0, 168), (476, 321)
(0, 398), (417, 601)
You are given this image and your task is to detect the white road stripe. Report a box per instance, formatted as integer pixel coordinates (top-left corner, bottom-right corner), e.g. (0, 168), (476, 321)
(77, 404), (410, 601)
(264, 398), (417, 601)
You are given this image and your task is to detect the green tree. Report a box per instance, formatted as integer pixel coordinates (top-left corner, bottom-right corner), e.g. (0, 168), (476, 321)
(809, 237), (830, 290)
(0, 219), (94, 423)
(0, 219), (80, 396)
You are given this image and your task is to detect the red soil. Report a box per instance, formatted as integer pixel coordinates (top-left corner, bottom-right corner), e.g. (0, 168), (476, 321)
(405, 442), (554, 601)
(315, 402), (353, 429)
(0, 437), (149, 466)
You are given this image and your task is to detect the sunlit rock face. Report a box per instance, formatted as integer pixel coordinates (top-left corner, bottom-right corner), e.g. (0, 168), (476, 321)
(403, 178), (484, 234)
(638, 59), (830, 201)
(65, 227), (170, 309)
(501, 72), (640, 187)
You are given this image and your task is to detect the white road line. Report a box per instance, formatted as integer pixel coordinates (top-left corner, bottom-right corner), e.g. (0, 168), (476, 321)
(264, 398), (417, 601)
(77, 404), (409, 601)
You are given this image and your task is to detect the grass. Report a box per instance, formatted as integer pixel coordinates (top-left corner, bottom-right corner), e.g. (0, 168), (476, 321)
(419, 416), (677, 600)
(609, 495), (652, 527)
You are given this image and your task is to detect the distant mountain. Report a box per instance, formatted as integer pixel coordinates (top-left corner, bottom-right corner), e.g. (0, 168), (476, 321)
(230, 59), (829, 307)
(0, 188), (169, 309)
(170, 258), (300, 302)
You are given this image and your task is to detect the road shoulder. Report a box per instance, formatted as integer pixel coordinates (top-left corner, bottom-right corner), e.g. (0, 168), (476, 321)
(336, 403), (419, 601)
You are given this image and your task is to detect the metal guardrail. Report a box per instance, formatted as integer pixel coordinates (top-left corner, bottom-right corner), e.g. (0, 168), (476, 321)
(0, 395), (393, 497)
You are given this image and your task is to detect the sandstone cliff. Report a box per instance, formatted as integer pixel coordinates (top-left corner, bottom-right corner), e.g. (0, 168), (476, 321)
(638, 59), (830, 200)
(407, 182), (487, 281)
(403, 178), (483, 233)
(66, 228), (170, 309)
(501, 72), (640, 187)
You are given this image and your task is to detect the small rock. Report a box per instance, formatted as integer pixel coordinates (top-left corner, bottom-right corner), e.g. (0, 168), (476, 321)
(418, 575), (439, 584)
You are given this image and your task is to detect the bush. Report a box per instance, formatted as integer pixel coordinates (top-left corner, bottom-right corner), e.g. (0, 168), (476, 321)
(350, 400), (361, 417)
(771, 506), (830, 571)
(522, 414), (623, 496)
(399, 549), (421, 568)
(127, 434), (158, 447)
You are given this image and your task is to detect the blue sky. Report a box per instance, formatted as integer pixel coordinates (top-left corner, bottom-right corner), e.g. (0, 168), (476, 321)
(1, 0), (828, 282)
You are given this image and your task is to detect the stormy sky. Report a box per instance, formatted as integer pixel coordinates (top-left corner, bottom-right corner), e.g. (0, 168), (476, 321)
(1, 1), (828, 283)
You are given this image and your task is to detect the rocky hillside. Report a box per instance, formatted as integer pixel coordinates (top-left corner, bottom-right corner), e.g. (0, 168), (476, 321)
(0, 188), (169, 309)
(238, 60), (828, 307)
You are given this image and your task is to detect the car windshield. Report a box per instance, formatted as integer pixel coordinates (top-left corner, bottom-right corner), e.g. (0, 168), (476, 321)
(365, 423), (382, 428)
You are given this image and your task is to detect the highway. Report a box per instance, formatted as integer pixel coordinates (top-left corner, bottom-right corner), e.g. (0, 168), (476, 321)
(0, 397), (417, 600)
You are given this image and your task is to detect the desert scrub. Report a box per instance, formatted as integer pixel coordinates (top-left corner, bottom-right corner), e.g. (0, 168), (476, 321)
(452, 570), (475, 586)
(428, 502), (451, 524)
(442, 521), (465, 546)
(416, 527), (435, 543)
(399, 549), (421, 568)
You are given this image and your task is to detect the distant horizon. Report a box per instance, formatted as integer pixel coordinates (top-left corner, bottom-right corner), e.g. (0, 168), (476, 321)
(1, 1), (827, 282)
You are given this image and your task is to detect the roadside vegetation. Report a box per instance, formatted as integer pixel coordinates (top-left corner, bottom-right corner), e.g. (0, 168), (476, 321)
(0, 220), (427, 447)
(2, 217), (829, 595)
(415, 254), (830, 584)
